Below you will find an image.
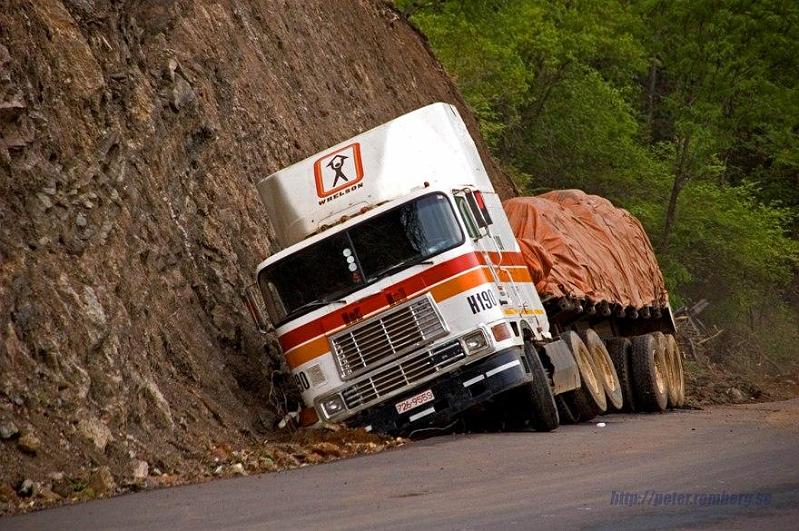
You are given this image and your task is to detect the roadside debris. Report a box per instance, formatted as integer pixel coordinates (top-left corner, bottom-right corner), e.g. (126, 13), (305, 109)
(1, 426), (406, 516)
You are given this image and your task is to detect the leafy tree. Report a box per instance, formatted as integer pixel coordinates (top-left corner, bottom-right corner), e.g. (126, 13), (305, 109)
(399, 0), (799, 361)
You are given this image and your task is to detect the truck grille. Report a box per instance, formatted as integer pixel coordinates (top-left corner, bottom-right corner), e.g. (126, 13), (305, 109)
(329, 294), (447, 379)
(341, 341), (465, 409)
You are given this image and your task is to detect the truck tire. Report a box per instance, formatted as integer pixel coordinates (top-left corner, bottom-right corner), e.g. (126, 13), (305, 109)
(524, 340), (560, 431)
(556, 395), (579, 424)
(501, 341), (560, 432)
(580, 329), (623, 411)
(650, 332), (673, 402)
(559, 331), (606, 422)
(629, 334), (668, 412)
(603, 337), (635, 412)
(665, 334), (686, 407)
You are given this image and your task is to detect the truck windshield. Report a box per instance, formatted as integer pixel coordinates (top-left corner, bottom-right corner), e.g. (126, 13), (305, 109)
(258, 192), (464, 325)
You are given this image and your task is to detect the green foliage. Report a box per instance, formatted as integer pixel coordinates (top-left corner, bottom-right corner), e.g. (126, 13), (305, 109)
(400, 0), (799, 360)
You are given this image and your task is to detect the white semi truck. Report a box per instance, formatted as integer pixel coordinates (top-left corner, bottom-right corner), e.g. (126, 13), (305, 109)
(244, 103), (684, 435)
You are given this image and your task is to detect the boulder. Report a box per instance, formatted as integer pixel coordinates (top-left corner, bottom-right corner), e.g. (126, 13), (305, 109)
(17, 432), (41, 455)
(88, 466), (116, 495)
(0, 421), (19, 440)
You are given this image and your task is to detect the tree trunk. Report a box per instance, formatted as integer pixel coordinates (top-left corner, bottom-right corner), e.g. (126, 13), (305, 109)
(660, 134), (692, 253)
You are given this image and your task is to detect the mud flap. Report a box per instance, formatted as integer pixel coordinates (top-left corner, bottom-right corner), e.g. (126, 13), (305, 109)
(542, 339), (581, 394)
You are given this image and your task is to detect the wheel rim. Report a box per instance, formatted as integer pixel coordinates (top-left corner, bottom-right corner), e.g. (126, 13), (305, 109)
(654, 349), (667, 394)
(593, 347), (618, 392)
(575, 345), (601, 396)
(670, 339), (685, 402)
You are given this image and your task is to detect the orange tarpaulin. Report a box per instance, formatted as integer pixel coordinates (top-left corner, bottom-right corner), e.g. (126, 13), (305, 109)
(503, 190), (668, 309)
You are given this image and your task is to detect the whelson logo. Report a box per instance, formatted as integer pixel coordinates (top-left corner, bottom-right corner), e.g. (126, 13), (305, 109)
(313, 143), (365, 202)
(317, 182), (364, 205)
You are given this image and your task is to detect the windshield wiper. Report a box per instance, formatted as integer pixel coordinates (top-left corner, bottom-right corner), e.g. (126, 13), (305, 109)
(289, 297), (347, 317)
(370, 258), (433, 282)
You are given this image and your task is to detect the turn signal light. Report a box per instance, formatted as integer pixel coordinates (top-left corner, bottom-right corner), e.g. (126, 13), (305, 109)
(491, 322), (512, 342)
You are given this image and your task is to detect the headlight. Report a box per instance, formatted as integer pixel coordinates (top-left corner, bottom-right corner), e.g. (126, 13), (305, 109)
(463, 330), (488, 353)
(321, 395), (346, 418)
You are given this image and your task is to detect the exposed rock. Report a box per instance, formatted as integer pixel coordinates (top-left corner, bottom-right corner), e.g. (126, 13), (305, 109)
(229, 462), (245, 475)
(0, 43), (10, 67)
(0, 421), (19, 440)
(131, 460), (149, 480)
(36, 193), (53, 210)
(171, 77), (196, 112)
(87, 466), (116, 495)
(17, 432), (41, 455)
(0, 99), (26, 122)
(728, 387), (745, 402)
(17, 479), (33, 497)
(77, 417), (113, 451)
(0, 0), (510, 493)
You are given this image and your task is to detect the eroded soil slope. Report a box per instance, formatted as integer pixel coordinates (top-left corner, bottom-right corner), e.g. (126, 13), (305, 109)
(0, 0), (511, 507)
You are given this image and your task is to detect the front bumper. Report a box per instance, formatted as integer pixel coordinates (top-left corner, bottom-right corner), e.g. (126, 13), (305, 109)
(345, 346), (530, 436)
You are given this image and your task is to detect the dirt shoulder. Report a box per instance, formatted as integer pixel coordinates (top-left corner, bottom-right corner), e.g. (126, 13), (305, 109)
(0, 424), (406, 516)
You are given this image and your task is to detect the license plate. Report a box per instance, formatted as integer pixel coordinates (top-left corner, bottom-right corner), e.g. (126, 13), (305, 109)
(395, 389), (435, 414)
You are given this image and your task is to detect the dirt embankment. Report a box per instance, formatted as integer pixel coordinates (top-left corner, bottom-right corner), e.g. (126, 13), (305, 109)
(0, 0), (512, 514)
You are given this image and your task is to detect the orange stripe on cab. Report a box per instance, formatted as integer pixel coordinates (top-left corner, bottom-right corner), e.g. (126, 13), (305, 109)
(284, 266), (494, 369)
(497, 267), (533, 283)
(285, 336), (330, 369)
(428, 267), (493, 302)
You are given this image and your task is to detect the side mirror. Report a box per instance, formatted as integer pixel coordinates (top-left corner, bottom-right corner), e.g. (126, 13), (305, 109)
(465, 190), (492, 229)
(242, 283), (269, 334)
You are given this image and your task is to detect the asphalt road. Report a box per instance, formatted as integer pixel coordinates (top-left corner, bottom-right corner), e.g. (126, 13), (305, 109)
(5, 399), (799, 531)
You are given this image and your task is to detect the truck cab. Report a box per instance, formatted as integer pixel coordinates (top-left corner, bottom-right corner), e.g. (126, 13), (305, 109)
(247, 103), (577, 434)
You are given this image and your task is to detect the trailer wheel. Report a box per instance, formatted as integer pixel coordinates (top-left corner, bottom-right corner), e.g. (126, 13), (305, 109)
(650, 332), (673, 402)
(560, 331), (606, 422)
(665, 334), (686, 407)
(630, 334), (668, 412)
(555, 395), (579, 424)
(580, 329), (623, 411)
(603, 337), (635, 412)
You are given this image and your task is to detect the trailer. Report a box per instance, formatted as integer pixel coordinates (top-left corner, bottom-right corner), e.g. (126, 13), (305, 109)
(244, 102), (684, 435)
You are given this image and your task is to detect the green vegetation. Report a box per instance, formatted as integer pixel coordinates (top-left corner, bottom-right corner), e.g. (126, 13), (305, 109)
(398, 0), (799, 364)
